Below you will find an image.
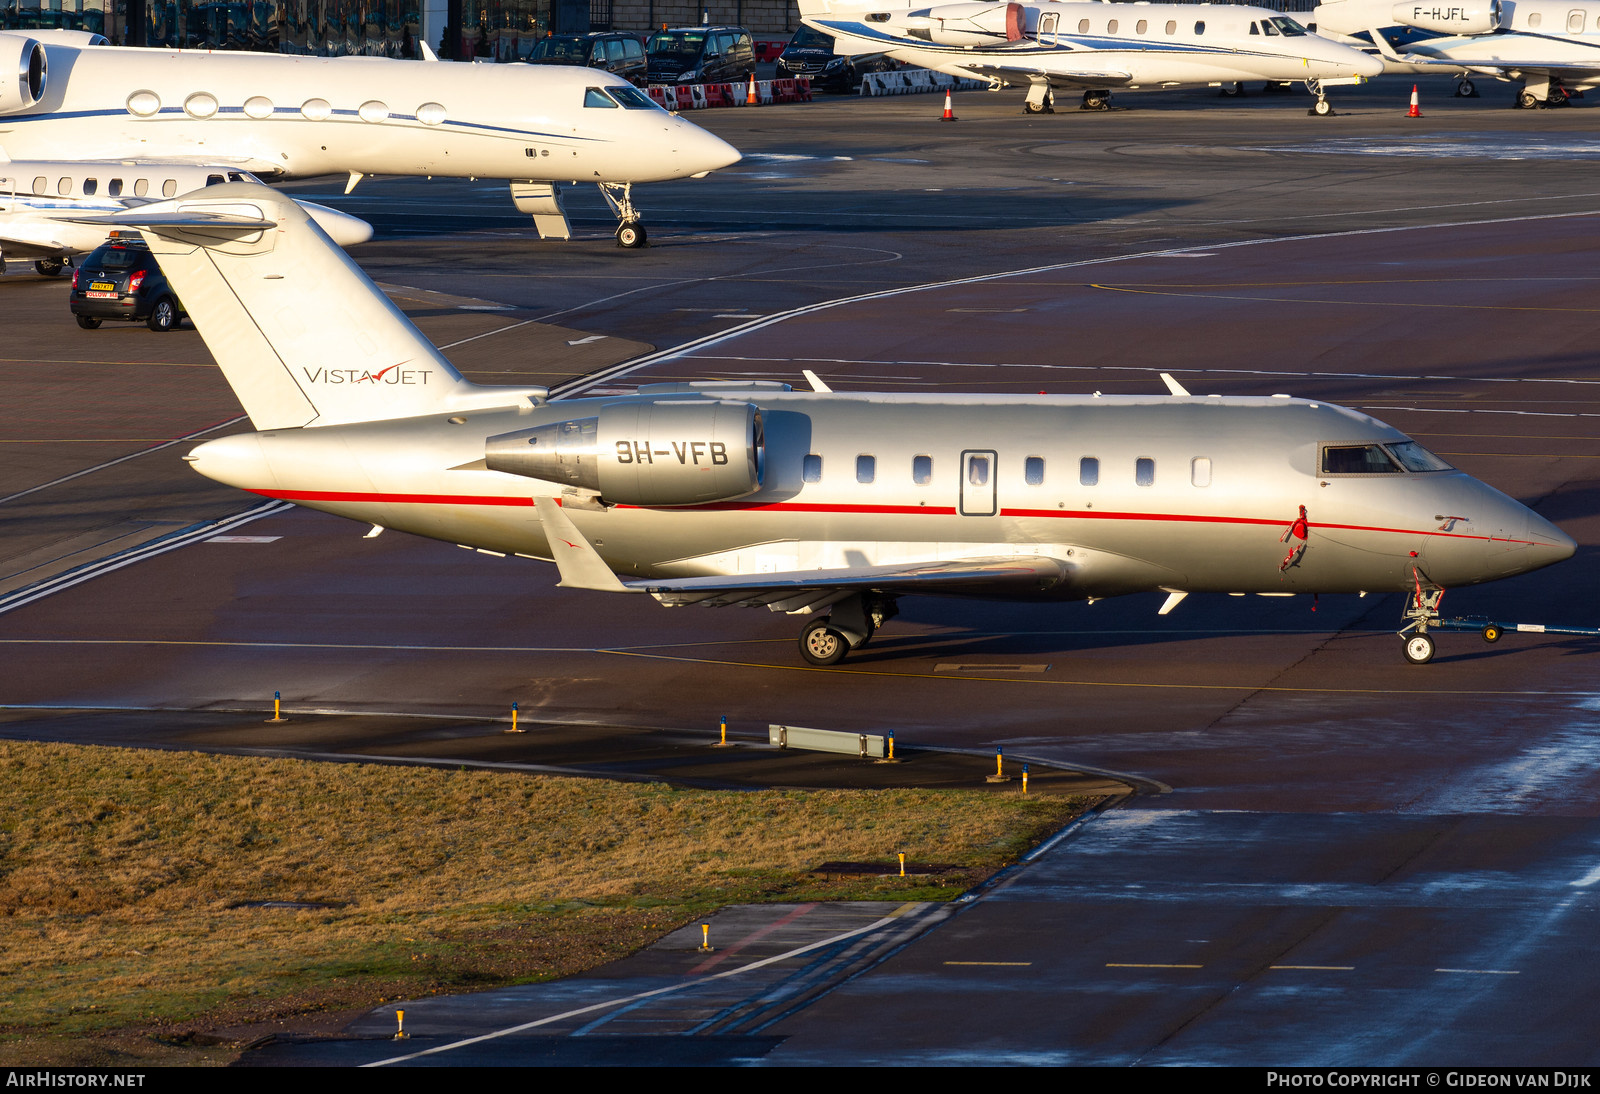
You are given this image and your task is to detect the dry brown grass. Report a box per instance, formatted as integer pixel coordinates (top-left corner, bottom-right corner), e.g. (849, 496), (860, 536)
(0, 739), (1093, 1064)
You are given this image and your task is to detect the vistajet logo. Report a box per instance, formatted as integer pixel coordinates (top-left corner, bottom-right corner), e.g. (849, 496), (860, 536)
(302, 364), (433, 386)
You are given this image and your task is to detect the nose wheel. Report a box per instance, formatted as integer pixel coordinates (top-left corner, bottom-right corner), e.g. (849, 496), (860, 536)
(1402, 633), (1436, 665)
(600, 182), (650, 249)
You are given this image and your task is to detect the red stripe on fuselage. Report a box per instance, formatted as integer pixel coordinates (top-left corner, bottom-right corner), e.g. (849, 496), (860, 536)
(247, 490), (1534, 545)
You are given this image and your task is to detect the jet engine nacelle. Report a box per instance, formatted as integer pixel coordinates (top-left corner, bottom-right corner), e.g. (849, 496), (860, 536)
(898, 2), (1027, 46)
(0, 35), (46, 115)
(1390, 1), (1500, 33)
(485, 399), (765, 507)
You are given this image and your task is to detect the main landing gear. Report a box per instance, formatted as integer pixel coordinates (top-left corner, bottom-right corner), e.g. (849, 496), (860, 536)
(796, 593), (898, 667)
(1080, 89), (1113, 112)
(599, 182), (648, 248)
(1023, 85), (1055, 114)
(1398, 580), (1446, 665)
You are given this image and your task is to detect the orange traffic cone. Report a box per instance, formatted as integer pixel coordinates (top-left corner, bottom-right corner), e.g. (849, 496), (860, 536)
(940, 89), (957, 122)
(1407, 84), (1422, 117)
(746, 71), (757, 106)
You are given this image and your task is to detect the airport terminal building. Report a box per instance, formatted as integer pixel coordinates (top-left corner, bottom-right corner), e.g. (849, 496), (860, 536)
(0, 0), (800, 55)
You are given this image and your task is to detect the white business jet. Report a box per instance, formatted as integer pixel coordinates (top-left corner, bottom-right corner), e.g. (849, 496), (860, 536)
(0, 159), (372, 275)
(1314, 0), (1600, 106)
(0, 28), (741, 251)
(798, 0), (1384, 114)
(75, 183), (1574, 668)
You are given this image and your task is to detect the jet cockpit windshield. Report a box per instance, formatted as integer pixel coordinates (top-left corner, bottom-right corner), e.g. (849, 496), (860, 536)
(1321, 441), (1454, 475)
(1253, 16), (1309, 36)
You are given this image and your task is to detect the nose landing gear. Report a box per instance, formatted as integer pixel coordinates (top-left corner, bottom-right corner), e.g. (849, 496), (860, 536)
(600, 182), (649, 248)
(1397, 578), (1445, 665)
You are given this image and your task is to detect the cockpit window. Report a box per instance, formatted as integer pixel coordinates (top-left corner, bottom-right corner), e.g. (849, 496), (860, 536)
(605, 84), (660, 110)
(1267, 16), (1308, 36)
(584, 87), (619, 108)
(1386, 441), (1453, 472)
(1321, 444), (1402, 475)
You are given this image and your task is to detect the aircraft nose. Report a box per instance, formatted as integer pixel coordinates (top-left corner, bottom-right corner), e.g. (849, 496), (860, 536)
(1527, 511), (1578, 563)
(1352, 48), (1386, 78)
(688, 126), (742, 174)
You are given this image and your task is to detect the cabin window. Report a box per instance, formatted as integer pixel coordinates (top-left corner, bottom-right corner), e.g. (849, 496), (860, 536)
(913, 454), (933, 485)
(1107, 19), (1118, 33)
(300, 98), (332, 120)
(968, 455), (991, 486)
(1136, 19), (1148, 33)
(359, 100), (390, 123)
(184, 92), (219, 118)
(1571, 10), (1587, 32)
(1079, 456), (1099, 486)
(82, 178), (97, 195)
(584, 87), (619, 108)
(1321, 444), (1401, 475)
(1040, 12), (1059, 35)
(1165, 19), (1176, 33)
(418, 102), (447, 125)
(57, 177), (71, 195)
(856, 454), (876, 484)
(133, 179), (149, 197)
(803, 454), (823, 483)
(107, 178), (123, 196)
(244, 95), (274, 119)
(1529, 12), (1542, 26)
(1025, 456), (1045, 485)
(1191, 457), (1212, 487)
(1194, 20), (1206, 33)
(32, 177), (46, 195)
(162, 179), (178, 197)
(1078, 18), (1090, 32)
(1136, 457), (1155, 487)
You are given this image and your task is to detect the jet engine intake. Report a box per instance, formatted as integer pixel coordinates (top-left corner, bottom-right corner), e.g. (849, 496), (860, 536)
(486, 399), (764, 507)
(1392, 1), (1499, 34)
(900, 2), (1027, 46)
(0, 35), (45, 115)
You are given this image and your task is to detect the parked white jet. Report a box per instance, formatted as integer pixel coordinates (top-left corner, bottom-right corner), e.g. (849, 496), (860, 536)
(798, 0), (1384, 113)
(1314, 0), (1600, 105)
(0, 159), (372, 274)
(80, 182), (1574, 667)
(0, 30), (741, 250)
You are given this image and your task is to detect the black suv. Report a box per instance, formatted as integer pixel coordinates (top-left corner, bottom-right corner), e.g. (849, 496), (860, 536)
(646, 26), (755, 85)
(70, 234), (184, 332)
(775, 26), (897, 91)
(526, 32), (647, 87)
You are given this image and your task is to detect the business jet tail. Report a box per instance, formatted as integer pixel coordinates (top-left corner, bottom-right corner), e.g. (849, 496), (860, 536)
(72, 181), (545, 431)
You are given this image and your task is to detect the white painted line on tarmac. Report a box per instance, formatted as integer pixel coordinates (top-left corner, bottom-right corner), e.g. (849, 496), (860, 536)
(363, 912), (905, 1066)
(0, 415), (247, 508)
(1435, 968), (1520, 975)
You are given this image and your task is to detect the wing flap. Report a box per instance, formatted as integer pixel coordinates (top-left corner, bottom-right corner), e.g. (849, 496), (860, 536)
(966, 63), (1133, 88)
(643, 555), (1071, 607)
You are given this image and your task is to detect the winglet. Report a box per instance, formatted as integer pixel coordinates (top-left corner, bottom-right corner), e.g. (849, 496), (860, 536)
(1160, 372), (1191, 397)
(1366, 25), (1403, 62)
(532, 497), (638, 593)
(802, 369), (834, 394)
(1158, 591), (1188, 615)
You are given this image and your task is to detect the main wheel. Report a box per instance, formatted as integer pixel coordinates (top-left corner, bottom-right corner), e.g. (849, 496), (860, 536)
(616, 221), (647, 249)
(1023, 98), (1050, 114)
(1482, 624), (1503, 644)
(75, 315), (101, 330)
(1310, 98), (1333, 116)
(147, 296), (178, 332)
(799, 619), (850, 666)
(1456, 79), (1477, 98)
(1403, 633), (1436, 665)
(1518, 90), (1541, 109)
(35, 258), (65, 277)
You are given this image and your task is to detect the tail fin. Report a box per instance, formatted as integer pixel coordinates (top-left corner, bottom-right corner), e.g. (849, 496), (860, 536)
(78, 182), (544, 430)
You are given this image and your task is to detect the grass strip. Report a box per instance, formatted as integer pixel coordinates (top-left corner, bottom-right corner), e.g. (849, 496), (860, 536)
(0, 739), (1096, 1064)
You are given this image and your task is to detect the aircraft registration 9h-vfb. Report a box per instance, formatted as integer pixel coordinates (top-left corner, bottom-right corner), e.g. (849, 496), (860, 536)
(79, 183), (1575, 669)
(798, 0), (1385, 114)
(0, 28), (740, 251)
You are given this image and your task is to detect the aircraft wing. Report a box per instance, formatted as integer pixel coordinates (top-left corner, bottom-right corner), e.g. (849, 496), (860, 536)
(639, 556), (1072, 609)
(965, 63), (1134, 89)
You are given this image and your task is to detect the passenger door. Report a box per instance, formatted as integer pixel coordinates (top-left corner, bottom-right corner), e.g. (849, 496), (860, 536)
(960, 450), (998, 516)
